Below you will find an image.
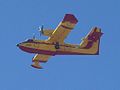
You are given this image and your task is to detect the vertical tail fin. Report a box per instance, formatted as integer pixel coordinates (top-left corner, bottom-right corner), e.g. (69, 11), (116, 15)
(80, 27), (103, 54)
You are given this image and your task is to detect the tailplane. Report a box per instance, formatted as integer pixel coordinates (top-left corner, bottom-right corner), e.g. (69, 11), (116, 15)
(79, 27), (103, 54)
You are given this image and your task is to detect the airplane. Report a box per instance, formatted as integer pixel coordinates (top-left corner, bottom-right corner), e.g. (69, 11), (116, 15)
(17, 14), (103, 69)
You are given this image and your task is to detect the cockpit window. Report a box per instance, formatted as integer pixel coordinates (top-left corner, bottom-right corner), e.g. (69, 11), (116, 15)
(26, 39), (34, 42)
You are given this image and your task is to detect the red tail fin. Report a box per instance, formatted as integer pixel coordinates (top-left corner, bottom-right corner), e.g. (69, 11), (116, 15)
(80, 27), (103, 54)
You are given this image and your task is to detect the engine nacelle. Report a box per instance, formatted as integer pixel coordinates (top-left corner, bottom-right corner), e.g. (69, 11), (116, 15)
(40, 30), (54, 37)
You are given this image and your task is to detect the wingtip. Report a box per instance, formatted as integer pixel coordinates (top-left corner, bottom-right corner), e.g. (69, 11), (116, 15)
(31, 64), (43, 69)
(62, 14), (78, 24)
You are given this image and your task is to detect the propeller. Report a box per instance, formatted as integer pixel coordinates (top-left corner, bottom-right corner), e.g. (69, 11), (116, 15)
(38, 25), (44, 36)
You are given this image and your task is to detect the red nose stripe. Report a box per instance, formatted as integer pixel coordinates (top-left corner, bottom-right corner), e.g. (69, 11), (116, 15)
(18, 45), (55, 55)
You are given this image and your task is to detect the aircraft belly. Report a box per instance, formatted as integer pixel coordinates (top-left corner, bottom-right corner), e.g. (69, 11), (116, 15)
(56, 42), (98, 55)
(56, 49), (97, 55)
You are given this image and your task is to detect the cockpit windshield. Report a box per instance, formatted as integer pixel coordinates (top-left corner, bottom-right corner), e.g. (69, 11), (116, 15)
(25, 39), (34, 42)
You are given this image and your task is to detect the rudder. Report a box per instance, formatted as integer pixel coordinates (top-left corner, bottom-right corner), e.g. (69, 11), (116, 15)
(79, 27), (103, 54)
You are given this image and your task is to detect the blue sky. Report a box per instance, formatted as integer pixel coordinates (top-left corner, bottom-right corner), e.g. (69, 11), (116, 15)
(0, 0), (120, 90)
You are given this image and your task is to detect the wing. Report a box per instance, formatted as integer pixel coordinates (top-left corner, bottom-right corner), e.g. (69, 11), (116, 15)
(42, 30), (54, 37)
(31, 54), (51, 69)
(32, 54), (51, 62)
(47, 14), (78, 43)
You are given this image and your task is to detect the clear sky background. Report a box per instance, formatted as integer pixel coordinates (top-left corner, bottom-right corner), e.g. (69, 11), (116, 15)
(0, 0), (120, 90)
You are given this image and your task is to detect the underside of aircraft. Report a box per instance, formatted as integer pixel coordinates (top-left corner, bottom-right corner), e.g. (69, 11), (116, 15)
(17, 14), (103, 69)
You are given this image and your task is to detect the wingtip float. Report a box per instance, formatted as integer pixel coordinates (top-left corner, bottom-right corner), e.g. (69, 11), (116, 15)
(17, 14), (103, 69)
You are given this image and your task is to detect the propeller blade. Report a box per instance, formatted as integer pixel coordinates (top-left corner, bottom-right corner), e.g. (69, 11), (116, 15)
(39, 25), (44, 36)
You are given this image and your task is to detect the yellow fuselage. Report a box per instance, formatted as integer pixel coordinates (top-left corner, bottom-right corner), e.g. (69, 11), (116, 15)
(17, 39), (99, 56)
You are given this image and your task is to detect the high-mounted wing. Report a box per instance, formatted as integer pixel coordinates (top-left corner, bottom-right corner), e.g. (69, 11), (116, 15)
(31, 54), (51, 69)
(41, 30), (54, 37)
(33, 54), (51, 62)
(47, 14), (78, 43)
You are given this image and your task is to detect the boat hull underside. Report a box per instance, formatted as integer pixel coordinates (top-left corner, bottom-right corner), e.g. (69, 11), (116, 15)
(19, 45), (98, 56)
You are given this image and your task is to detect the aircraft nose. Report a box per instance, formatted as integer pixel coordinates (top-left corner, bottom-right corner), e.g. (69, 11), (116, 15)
(16, 44), (20, 47)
